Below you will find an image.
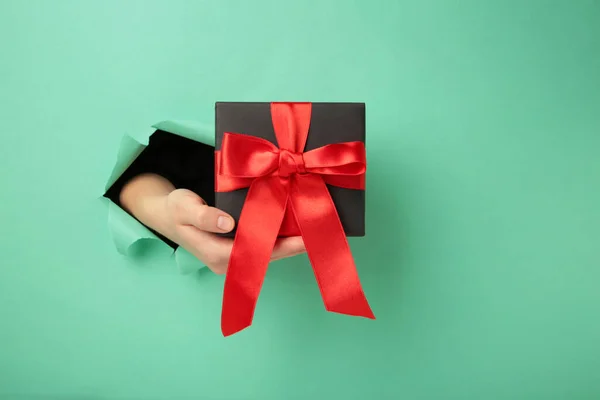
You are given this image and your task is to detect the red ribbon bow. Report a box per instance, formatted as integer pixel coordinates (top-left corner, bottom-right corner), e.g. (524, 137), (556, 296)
(216, 102), (375, 336)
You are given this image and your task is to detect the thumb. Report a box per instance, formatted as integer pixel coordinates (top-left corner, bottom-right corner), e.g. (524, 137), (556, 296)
(172, 191), (235, 233)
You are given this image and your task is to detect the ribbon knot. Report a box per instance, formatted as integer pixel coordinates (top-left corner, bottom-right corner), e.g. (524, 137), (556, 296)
(215, 102), (375, 336)
(278, 149), (306, 177)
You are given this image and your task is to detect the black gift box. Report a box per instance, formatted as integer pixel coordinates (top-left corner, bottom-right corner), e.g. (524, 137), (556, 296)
(215, 102), (365, 238)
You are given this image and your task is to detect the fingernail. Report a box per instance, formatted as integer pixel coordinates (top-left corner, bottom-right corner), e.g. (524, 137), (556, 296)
(217, 216), (233, 231)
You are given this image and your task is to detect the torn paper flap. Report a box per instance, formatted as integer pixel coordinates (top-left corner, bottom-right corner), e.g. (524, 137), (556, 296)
(100, 120), (215, 273)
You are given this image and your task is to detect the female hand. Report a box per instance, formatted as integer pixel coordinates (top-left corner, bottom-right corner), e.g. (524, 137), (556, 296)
(165, 189), (305, 274)
(120, 174), (306, 274)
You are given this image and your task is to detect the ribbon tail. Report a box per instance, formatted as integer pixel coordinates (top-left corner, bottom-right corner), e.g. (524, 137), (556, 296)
(221, 176), (289, 336)
(290, 175), (375, 319)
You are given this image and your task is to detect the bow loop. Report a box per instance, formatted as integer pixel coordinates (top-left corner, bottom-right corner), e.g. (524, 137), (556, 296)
(220, 133), (279, 178)
(304, 142), (367, 176)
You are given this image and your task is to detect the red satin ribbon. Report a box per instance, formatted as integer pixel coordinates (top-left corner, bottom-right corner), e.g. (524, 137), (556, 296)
(216, 102), (375, 336)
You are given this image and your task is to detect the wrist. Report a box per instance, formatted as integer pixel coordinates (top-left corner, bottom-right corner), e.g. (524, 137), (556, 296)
(143, 192), (178, 240)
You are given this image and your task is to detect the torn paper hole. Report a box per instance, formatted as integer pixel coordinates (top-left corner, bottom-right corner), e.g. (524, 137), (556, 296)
(99, 120), (215, 274)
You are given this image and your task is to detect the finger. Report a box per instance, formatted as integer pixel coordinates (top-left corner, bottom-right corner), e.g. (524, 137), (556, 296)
(203, 235), (234, 275)
(271, 236), (306, 261)
(174, 194), (235, 233)
(178, 226), (234, 274)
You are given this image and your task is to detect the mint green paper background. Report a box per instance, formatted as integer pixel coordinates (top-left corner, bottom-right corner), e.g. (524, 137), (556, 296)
(1, 1), (599, 399)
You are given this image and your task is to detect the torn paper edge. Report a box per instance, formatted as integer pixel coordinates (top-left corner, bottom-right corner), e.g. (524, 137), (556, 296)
(98, 120), (214, 274)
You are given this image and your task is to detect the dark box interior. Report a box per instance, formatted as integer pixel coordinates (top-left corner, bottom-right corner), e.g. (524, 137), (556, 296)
(215, 102), (366, 238)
